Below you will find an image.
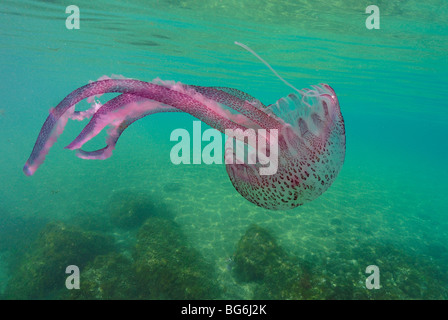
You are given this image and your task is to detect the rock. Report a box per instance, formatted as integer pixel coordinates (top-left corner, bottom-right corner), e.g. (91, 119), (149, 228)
(5, 221), (114, 299)
(134, 217), (221, 299)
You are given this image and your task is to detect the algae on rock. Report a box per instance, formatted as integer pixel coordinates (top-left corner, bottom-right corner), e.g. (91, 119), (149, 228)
(70, 253), (137, 300)
(134, 217), (221, 299)
(5, 221), (114, 299)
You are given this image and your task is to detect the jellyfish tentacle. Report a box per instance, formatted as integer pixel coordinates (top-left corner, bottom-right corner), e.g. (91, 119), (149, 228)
(187, 85), (283, 130)
(23, 79), (259, 176)
(67, 93), (180, 159)
(209, 87), (266, 106)
(67, 84), (284, 159)
(76, 102), (179, 160)
(65, 93), (140, 150)
(65, 93), (181, 151)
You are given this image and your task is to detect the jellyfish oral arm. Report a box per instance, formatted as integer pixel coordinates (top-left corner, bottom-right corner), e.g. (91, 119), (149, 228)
(67, 94), (181, 160)
(23, 79), (263, 176)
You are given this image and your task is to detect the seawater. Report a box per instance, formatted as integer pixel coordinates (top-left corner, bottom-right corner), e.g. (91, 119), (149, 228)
(0, 0), (447, 299)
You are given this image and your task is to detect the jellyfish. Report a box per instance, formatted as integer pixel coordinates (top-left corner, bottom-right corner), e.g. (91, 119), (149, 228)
(23, 43), (345, 210)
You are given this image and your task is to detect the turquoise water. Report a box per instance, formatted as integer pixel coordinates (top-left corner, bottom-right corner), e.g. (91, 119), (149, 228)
(0, 0), (447, 299)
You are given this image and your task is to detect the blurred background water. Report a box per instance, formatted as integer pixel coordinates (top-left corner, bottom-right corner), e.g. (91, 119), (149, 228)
(0, 0), (447, 299)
